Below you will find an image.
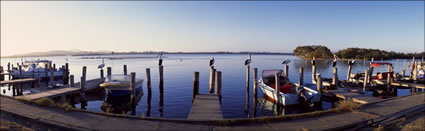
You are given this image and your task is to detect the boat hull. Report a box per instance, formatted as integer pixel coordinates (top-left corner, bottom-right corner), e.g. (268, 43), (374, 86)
(10, 70), (63, 78)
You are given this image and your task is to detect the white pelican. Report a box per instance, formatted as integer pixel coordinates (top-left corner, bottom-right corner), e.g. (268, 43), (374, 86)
(282, 59), (291, 65)
(98, 58), (105, 69)
(244, 53), (252, 65)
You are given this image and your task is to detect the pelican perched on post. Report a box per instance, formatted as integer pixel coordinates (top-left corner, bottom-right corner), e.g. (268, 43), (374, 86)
(209, 57), (215, 66)
(282, 59), (291, 65)
(244, 53), (252, 65)
(98, 58), (105, 69)
(158, 52), (163, 66)
(332, 54), (339, 67)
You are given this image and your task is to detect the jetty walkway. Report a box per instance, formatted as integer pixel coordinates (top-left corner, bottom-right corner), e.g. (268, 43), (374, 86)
(1, 92), (424, 130)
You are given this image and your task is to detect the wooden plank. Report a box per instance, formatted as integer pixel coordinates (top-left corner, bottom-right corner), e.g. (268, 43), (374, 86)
(390, 82), (425, 89)
(188, 94), (223, 120)
(0, 78), (37, 85)
(325, 89), (382, 104)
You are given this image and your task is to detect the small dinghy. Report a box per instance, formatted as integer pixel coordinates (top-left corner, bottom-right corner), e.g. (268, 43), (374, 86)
(100, 75), (144, 97)
(258, 69), (321, 106)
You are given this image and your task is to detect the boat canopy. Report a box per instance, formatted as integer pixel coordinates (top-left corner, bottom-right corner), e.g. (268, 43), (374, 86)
(262, 69), (285, 78)
(370, 62), (392, 68)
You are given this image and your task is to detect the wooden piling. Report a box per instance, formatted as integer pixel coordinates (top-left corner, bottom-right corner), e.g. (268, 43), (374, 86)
(412, 62), (417, 92)
(130, 72), (136, 115)
(332, 67), (338, 86)
(209, 66), (215, 93)
(50, 66), (54, 87)
(7, 63), (11, 80)
(146, 68), (152, 117)
(107, 67), (112, 76)
(363, 69), (369, 92)
(70, 75), (74, 87)
(82, 66), (87, 79)
(216, 71), (222, 103)
(80, 76), (86, 109)
(347, 61), (353, 81)
(65, 63), (69, 84)
(192, 72), (199, 103)
(274, 72), (281, 104)
(401, 69), (405, 77)
(123, 65), (127, 75)
(316, 74), (322, 91)
(284, 65), (289, 78)
(100, 69), (104, 78)
(159, 65), (164, 98)
(410, 57), (415, 79)
(0, 66), (4, 81)
(44, 64), (48, 85)
(253, 68), (258, 100)
(246, 65), (250, 99)
(62, 65), (66, 84)
(53, 64), (56, 71)
(312, 57), (317, 82)
(299, 67), (304, 85)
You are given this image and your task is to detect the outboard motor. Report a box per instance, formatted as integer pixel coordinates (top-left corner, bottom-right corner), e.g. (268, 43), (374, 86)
(296, 87), (314, 107)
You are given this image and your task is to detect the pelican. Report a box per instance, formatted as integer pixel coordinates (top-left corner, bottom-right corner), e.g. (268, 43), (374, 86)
(244, 53), (252, 65)
(332, 54), (339, 67)
(158, 52), (163, 66)
(282, 59), (291, 65)
(98, 58), (105, 69)
(209, 57), (215, 66)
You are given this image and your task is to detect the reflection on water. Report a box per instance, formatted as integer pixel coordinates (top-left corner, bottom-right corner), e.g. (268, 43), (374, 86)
(1, 55), (420, 118)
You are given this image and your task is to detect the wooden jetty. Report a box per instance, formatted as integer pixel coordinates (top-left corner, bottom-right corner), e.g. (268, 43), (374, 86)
(0, 78), (37, 85)
(188, 94), (223, 120)
(322, 89), (382, 104)
(15, 78), (103, 101)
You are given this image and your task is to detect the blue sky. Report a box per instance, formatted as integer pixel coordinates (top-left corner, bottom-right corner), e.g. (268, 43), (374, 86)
(1, 1), (424, 56)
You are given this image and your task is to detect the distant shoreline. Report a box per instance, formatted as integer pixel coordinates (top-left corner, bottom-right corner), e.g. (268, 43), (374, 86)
(1, 52), (294, 58)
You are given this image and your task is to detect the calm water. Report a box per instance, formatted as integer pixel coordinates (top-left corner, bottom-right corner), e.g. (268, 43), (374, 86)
(0, 54), (416, 118)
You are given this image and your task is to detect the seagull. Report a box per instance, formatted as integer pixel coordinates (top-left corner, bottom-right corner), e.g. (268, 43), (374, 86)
(282, 59), (291, 65)
(209, 57), (215, 66)
(98, 58), (105, 69)
(158, 52), (163, 66)
(244, 53), (252, 65)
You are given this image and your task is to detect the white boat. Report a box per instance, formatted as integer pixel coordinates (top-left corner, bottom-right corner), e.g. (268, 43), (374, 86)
(9, 60), (63, 78)
(258, 69), (321, 106)
(100, 75), (144, 97)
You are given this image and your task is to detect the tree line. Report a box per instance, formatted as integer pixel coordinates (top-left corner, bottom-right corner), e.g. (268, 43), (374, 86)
(294, 45), (424, 60)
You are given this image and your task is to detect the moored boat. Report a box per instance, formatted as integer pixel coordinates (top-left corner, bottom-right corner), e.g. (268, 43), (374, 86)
(100, 75), (144, 97)
(258, 69), (321, 107)
(9, 60), (63, 79)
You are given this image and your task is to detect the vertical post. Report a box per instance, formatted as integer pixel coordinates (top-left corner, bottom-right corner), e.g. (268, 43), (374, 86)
(100, 69), (104, 78)
(65, 63), (69, 84)
(246, 65), (250, 101)
(44, 64), (48, 85)
(316, 74), (322, 91)
(347, 61), (353, 81)
(312, 57), (317, 82)
(332, 67), (338, 86)
(401, 69), (406, 77)
(410, 57), (415, 79)
(53, 64), (56, 71)
(80, 76), (86, 109)
(7, 63), (11, 80)
(274, 72), (281, 114)
(130, 72), (136, 115)
(253, 68), (258, 100)
(146, 68), (152, 117)
(284, 65), (289, 78)
(31, 71), (35, 88)
(412, 62), (417, 92)
(123, 65), (127, 75)
(70, 75), (74, 87)
(82, 66), (87, 79)
(209, 66), (215, 93)
(50, 66), (54, 87)
(363, 69), (369, 92)
(107, 67), (112, 76)
(299, 67), (304, 85)
(18, 65), (22, 79)
(0, 66), (4, 81)
(159, 65), (164, 115)
(192, 72), (199, 103)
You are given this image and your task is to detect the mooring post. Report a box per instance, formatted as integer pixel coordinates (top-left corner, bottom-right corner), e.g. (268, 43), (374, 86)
(401, 69), (406, 77)
(123, 65), (127, 75)
(253, 68), (258, 100)
(18, 65), (22, 79)
(65, 63), (69, 84)
(107, 67), (112, 76)
(246, 64), (250, 101)
(274, 72), (281, 114)
(31, 71), (35, 88)
(53, 64), (56, 71)
(130, 72), (136, 115)
(216, 71), (222, 103)
(316, 74), (322, 91)
(284, 65), (289, 78)
(82, 66), (87, 80)
(44, 64), (48, 85)
(70, 75), (74, 87)
(332, 67), (338, 87)
(62, 65), (66, 85)
(209, 66), (215, 93)
(312, 57), (317, 82)
(299, 67), (304, 85)
(410, 57), (415, 79)
(7, 63), (11, 80)
(159, 65), (164, 98)
(80, 76), (86, 109)
(192, 72), (199, 103)
(100, 69), (104, 79)
(347, 61), (353, 81)
(146, 68), (152, 117)
(412, 62), (417, 92)
(363, 69), (369, 92)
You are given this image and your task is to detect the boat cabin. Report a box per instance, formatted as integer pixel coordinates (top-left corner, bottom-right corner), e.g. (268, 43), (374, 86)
(262, 70), (292, 93)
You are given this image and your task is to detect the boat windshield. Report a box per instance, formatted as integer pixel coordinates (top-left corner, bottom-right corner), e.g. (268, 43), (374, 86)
(105, 75), (131, 82)
(261, 69), (288, 85)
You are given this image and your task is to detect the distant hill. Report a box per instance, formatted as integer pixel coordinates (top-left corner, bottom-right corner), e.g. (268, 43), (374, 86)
(2, 50), (294, 58)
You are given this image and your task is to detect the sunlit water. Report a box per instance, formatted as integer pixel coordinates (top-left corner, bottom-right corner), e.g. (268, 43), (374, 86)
(0, 54), (417, 118)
